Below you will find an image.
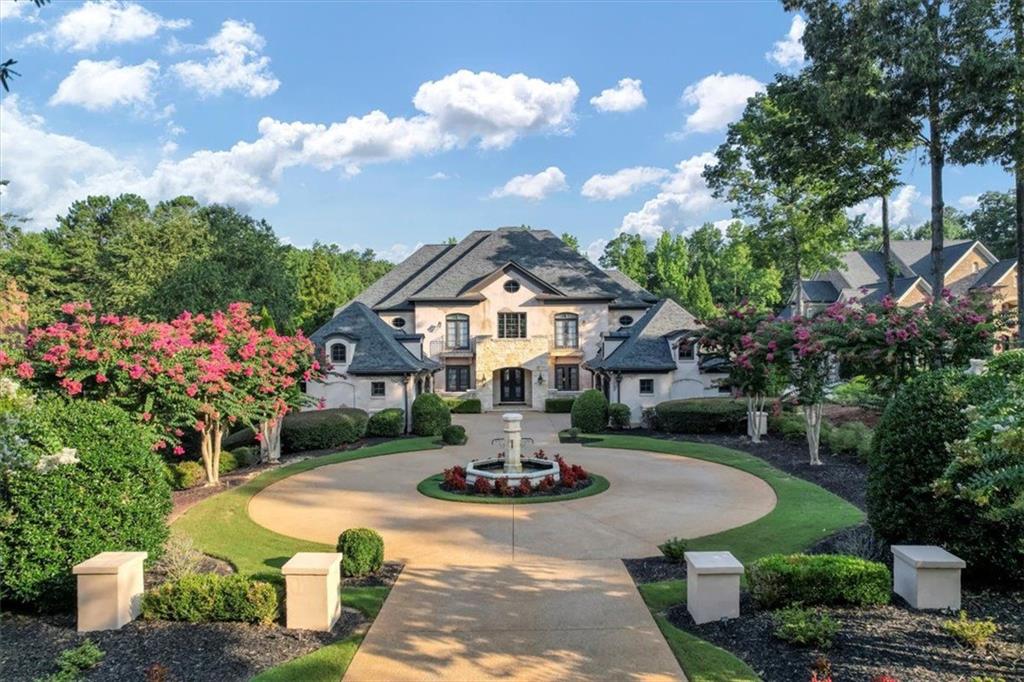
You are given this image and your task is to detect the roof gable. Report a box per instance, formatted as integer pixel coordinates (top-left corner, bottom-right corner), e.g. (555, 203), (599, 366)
(310, 302), (438, 375)
(588, 299), (700, 372)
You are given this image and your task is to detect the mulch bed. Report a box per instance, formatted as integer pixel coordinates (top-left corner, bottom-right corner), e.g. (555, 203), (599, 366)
(0, 562), (404, 682)
(666, 590), (1024, 681)
(624, 556), (687, 583)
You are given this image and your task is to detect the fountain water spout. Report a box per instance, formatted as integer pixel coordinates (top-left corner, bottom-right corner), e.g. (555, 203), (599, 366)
(503, 413), (523, 474)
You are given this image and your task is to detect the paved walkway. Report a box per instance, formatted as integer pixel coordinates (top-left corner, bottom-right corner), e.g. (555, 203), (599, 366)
(249, 413), (777, 681)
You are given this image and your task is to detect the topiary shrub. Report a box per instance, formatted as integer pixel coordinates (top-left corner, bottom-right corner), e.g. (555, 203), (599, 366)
(280, 407), (368, 453)
(445, 398), (482, 414)
(217, 450), (238, 475)
(366, 408), (404, 438)
(570, 389), (608, 433)
(545, 397), (576, 413)
(230, 446), (259, 467)
(654, 398), (746, 434)
(0, 398), (172, 611)
(411, 393), (451, 436)
(441, 424), (467, 445)
(170, 460), (206, 490)
(608, 403), (632, 430)
(747, 553), (891, 609)
(336, 528), (384, 577)
(142, 573), (278, 624)
(867, 369), (976, 547)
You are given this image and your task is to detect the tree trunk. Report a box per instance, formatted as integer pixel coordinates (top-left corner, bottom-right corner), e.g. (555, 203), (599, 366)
(882, 194), (894, 295)
(746, 394), (767, 444)
(200, 431), (214, 485)
(804, 403), (824, 466)
(259, 418), (282, 463)
(199, 420), (223, 485)
(791, 227), (804, 317)
(1016, 162), (1023, 347)
(927, 3), (946, 302)
(211, 421), (222, 484)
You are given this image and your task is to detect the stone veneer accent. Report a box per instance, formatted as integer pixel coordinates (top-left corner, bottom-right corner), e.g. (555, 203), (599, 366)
(475, 336), (551, 410)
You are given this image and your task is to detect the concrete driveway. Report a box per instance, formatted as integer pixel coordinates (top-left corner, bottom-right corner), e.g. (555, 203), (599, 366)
(249, 412), (776, 681)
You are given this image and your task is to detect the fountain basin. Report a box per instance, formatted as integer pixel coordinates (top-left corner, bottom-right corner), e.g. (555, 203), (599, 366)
(465, 457), (560, 488)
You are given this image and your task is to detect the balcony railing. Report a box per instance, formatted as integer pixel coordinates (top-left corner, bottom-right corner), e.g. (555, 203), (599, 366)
(430, 336), (476, 357)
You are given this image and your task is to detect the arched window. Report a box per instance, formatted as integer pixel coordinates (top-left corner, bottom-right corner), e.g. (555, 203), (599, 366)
(330, 343), (347, 363)
(446, 314), (470, 349)
(554, 313), (579, 348)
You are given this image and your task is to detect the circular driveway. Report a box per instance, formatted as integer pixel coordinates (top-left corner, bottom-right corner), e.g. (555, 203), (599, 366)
(249, 413), (777, 566)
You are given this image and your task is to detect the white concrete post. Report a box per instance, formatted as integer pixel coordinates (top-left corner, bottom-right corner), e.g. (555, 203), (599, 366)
(892, 545), (966, 610)
(282, 552), (344, 631)
(72, 551), (147, 632)
(503, 412), (523, 474)
(685, 551), (744, 625)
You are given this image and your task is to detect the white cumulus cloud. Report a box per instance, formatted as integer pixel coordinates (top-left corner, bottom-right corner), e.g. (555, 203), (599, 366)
(0, 69), (581, 223)
(680, 73), (764, 134)
(957, 194), (980, 211)
(581, 166), (668, 201)
(172, 20), (280, 98)
(26, 0), (188, 51)
(413, 70), (579, 149)
(767, 15), (807, 69)
(490, 167), (568, 201)
(846, 185), (922, 226)
(0, 0), (27, 21)
(617, 153), (720, 238)
(50, 59), (159, 110)
(590, 78), (646, 113)
(585, 238), (608, 264)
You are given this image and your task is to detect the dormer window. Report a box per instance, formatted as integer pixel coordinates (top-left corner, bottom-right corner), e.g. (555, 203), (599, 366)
(330, 343), (347, 364)
(503, 280), (521, 293)
(973, 262), (981, 274)
(678, 339), (695, 361)
(392, 317), (406, 328)
(618, 315), (634, 326)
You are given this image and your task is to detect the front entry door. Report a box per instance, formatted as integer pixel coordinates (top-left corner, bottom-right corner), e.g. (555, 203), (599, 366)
(500, 368), (525, 403)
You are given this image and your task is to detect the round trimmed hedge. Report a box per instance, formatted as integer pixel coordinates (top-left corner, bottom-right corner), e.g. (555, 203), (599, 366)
(411, 393), (451, 436)
(571, 389), (608, 433)
(748, 553), (891, 608)
(441, 424), (467, 445)
(280, 407), (368, 453)
(366, 408), (404, 438)
(0, 398), (172, 611)
(336, 527), (384, 577)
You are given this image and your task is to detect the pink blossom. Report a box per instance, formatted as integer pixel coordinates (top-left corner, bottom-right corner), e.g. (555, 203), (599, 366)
(16, 362), (34, 379)
(172, 445), (185, 456)
(60, 377), (83, 396)
(95, 373), (108, 383)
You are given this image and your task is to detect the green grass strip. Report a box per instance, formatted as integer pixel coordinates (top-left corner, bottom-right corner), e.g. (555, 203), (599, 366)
(249, 633), (364, 682)
(587, 434), (864, 682)
(171, 437), (440, 682)
(416, 473), (610, 504)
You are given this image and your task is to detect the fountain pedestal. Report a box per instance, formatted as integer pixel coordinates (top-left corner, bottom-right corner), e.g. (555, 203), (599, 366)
(503, 413), (522, 474)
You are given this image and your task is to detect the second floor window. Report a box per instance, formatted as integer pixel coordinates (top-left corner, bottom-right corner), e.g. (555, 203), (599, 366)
(554, 313), (579, 348)
(498, 312), (527, 339)
(678, 339), (695, 361)
(446, 314), (470, 349)
(330, 343), (347, 363)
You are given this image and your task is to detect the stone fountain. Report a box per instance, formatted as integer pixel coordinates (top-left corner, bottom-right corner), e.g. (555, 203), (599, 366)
(464, 413), (560, 488)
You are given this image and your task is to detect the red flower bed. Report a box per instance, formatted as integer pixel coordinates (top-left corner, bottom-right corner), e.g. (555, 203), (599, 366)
(438, 451), (594, 498)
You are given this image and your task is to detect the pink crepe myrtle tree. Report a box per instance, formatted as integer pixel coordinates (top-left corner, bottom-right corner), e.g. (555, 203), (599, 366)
(6, 302), (320, 484)
(702, 303), (787, 443)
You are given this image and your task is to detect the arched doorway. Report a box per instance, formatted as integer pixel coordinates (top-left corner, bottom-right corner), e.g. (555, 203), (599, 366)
(494, 367), (530, 405)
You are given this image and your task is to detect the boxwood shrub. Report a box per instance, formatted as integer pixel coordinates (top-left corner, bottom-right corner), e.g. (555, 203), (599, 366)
(280, 407), (368, 453)
(366, 408), (405, 437)
(142, 573), (278, 624)
(441, 424), (467, 445)
(217, 450), (238, 475)
(169, 460), (206, 490)
(336, 528), (384, 577)
(654, 398), (746, 434)
(0, 398), (172, 611)
(570, 389), (608, 432)
(411, 393), (451, 436)
(445, 398), (482, 414)
(748, 554), (891, 609)
(230, 446), (259, 467)
(608, 403), (632, 430)
(545, 397), (576, 413)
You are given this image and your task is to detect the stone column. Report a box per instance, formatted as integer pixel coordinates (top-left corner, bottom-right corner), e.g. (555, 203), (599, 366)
(282, 552), (344, 631)
(72, 551), (147, 632)
(503, 412), (523, 474)
(892, 545), (966, 610)
(685, 551), (744, 625)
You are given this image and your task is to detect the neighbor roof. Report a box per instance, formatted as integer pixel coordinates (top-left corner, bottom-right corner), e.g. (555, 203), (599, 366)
(310, 301), (439, 375)
(586, 299), (699, 372)
(356, 228), (658, 311)
(801, 280), (840, 303)
(973, 259), (1017, 289)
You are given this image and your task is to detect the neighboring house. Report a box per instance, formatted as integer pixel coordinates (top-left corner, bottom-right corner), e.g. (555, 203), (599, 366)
(306, 227), (724, 424)
(792, 239), (1019, 348)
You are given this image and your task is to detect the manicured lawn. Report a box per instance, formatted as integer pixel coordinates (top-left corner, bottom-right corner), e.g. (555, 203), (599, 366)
(416, 473), (610, 504)
(587, 434), (864, 682)
(172, 437), (440, 681)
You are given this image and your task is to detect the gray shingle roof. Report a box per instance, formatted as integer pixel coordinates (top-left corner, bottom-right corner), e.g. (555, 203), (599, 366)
(801, 280), (840, 303)
(973, 259), (1017, 289)
(358, 228), (656, 310)
(310, 302), (439, 375)
(890, 240), (976, 285)
(857, 276), (930, 303)
(602, 269), (659, 307)
(586, 299), (699, 372)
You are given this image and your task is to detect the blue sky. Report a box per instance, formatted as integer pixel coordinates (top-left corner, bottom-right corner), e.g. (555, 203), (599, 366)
(0, 0), (1011, 262)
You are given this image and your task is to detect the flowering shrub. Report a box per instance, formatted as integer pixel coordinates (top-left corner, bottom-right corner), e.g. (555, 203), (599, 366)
(517, 477), (532, 496)
(6, 302), (319, 484)
(473, 476), (492, 494)
(495, 476), (513, 497)
(443, 465), (467, 491)
(538, 474), (556, 492)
